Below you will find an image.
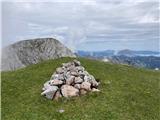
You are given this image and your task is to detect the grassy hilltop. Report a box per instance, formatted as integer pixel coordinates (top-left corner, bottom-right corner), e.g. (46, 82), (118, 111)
(2, 57), (160, 120)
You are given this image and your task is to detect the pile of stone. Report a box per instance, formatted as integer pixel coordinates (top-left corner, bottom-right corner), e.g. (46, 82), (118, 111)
(41, 60), (100, 100)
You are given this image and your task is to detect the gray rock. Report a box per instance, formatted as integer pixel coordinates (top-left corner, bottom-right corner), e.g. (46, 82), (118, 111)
(84, 75), (91, 83)
(74, 84), (81, 89)
(57, 74), (65, 81)
(74, 77), (83, 84)
(42, 81), (52, 91)
(50, 74), (59, 80)
(2, 38), (76, 71)
(41, 85), (58, 99)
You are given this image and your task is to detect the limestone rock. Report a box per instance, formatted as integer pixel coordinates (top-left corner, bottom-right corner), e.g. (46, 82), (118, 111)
(41, 86), (58, 99)
(70, 71), (79, 77)
(74, 77), (83, 84)
(50, 79), (63, 85)
(74, 84), (81, 89)
(81, 82), (91, 91)
(66, 76), (75, 85)
(42, 81), (51, 91)
(56, 67), (64, 74)
(2, 38), (76, 71)
(41, 60), (100, 100)
(61, 85), (79, 97)
(92, 88), (100, 92)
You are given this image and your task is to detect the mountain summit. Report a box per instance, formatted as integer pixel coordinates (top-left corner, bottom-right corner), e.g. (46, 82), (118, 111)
(2, 38), (76, 71)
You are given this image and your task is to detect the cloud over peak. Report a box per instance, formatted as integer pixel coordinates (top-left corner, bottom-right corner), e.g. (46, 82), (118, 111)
(2, 0), (159, 51)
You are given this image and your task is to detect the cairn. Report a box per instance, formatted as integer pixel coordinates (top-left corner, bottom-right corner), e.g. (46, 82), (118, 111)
(41, 60), (100, 100)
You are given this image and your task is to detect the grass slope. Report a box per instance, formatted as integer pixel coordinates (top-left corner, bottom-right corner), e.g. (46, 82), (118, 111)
(2, 57), (160, 120)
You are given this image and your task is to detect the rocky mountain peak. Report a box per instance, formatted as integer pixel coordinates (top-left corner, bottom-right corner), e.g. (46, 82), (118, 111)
(2, 38), (76, 71)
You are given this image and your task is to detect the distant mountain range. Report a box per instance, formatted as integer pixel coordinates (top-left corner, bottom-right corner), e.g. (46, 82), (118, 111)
(77, 49), (160, 58)
(117, 49), (160, 57)
(108, 55), (160, 69)
(76, 50), (160, 69)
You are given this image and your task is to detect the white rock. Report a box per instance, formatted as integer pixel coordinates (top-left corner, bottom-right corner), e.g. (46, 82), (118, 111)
(50, 79), (63, 85)
(74, 77), (83, 84)
(76, 66), (85, 71)
(42, 81), (51, 91)
(83, 71), (89, 76)
(58, 109), (65, 113)
(41, 86), (58, 99)
(92, 88), (100, 92)
(57, 74), (65, 80)
(70, 71), (78, 76)
(80, 81), (91, 91)
(51, 74), (59, 80)
(84, 75), (91, 83)
(61, 85), (79, 97)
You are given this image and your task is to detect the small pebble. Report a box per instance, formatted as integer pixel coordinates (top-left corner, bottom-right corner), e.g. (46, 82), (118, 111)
(58, 109), (65, 113)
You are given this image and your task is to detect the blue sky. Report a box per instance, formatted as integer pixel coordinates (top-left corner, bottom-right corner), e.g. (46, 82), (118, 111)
(1, 0), (160, 52)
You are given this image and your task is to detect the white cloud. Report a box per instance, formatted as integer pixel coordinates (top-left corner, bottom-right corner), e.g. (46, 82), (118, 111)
(1, 0), (159, 51)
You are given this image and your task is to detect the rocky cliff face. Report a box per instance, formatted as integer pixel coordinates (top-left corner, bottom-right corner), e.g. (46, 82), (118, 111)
(2, 38), (76, 71)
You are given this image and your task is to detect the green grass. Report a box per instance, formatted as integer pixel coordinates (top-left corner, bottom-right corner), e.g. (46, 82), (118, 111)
(2, 57), (160, 120)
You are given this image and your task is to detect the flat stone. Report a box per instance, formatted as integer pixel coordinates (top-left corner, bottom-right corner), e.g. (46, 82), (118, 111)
(70, 71), (79, 76)
(74, 77), (83, 84)
(41, 86), (58, 99)
(61, 85), (79, 98)
(92, 88), (100, 92)
(58, 109), (65, 113)
(50, 79), (63, 85)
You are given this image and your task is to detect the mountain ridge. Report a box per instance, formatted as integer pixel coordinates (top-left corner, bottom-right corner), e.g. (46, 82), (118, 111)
(2, 38), (76, 71)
